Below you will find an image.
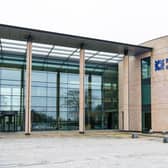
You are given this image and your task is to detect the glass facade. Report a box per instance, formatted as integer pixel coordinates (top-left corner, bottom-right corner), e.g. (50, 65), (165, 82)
(141, 57), (151, 132)
(31, 70), (57, 130)
(0, 51), (26, 131)
(59, 72), (79, 130)
(85, 69), (118, 129)
(0, 51), (118, 132)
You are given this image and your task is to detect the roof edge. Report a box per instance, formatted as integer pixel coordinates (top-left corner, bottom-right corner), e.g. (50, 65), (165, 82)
(0, 24), (152, 50)
(140, 35), (168, 45)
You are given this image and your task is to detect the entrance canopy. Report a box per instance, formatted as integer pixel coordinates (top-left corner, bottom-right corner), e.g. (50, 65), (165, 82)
(0, 24), (152, 64)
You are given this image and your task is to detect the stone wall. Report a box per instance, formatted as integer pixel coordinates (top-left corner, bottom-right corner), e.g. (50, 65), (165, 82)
(142, 36), (168, 132)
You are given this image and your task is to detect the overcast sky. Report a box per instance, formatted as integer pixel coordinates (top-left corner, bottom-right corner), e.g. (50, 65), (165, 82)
(0, 0), (168, 44)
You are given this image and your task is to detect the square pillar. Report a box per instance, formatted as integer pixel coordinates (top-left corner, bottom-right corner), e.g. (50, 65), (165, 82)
(25, 37), (32, 135)
(79, 47), (85, 133)
(123, 55), (129, 130)
(119, 50), (130, 131)
(119, 55), (129, 131)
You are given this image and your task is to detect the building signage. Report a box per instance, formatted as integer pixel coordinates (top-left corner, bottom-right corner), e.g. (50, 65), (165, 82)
(155, 58), (168, 71)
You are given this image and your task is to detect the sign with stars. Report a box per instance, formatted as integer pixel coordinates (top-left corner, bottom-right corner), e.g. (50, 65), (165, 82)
(155, 59), (165, 71)
(154, 58), (168, 71)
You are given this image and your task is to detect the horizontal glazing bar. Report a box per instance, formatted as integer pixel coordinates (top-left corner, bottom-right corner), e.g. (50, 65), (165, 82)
(2, 44), (26, 50)
(3, 47), (26, 53)
(32, 47), (51, 52)
(1, 39), (26, 45)
(2, 41), (26, 47)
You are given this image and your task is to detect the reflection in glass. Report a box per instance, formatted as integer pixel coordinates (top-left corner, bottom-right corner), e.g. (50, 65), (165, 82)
(0, 68), (23, 131)
(59, 72), (79, 130)
(0, 52), (118, 132)
(31, 70), (57, 130)
(85, 67), (118, 130)
(141, 57), (151, 132)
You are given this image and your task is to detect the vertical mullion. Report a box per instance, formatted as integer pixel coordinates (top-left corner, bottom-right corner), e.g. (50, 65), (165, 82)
(88, 74), (92, 129)
(101, 74), (104, 129)
(19, 68), (24, 131)
(56, 72), (60, 129)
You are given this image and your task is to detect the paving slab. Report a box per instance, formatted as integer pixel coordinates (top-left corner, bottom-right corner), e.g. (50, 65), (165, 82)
(0, 134), (168, 168)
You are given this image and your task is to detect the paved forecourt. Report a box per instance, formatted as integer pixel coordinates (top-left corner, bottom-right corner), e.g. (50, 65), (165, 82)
(0, 133), (168, 168)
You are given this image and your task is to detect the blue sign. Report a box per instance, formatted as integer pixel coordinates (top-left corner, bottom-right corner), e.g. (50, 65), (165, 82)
(154, 58), (168, 71)
(155, 59), (165, 71)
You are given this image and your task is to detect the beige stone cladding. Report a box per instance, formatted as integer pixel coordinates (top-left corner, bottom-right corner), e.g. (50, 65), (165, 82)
(119, 52), (151, 131)
(119, 56), (129, 130)
(142, 36), (168, 132)
(128, 56), (141, 131)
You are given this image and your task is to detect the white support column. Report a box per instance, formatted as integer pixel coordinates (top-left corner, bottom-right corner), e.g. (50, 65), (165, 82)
(25, 37), (32, 135)
(79, 47), (85, 133)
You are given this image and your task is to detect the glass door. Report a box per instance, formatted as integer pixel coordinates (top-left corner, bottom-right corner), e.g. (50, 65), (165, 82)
(0, 67), (23, 132)
(0, 114), (17, 132)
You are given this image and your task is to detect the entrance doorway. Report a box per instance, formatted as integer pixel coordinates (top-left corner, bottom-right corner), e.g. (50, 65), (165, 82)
(105, 112), (118, 129)
(142, 112), (151, 132)
(0, 111), (17, 132)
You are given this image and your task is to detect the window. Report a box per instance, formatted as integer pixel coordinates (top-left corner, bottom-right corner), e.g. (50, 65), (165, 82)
(141, 57), (151, 132)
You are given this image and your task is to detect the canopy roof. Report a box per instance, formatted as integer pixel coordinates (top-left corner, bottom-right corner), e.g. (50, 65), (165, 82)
(0, 24), (152, 64)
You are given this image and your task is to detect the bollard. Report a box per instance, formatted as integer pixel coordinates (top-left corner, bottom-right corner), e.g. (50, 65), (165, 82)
(163, 137), (168, 143)
(132, 133), (138, 139)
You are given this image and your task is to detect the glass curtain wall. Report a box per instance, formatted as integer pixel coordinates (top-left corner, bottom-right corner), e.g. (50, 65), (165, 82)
(141, 57), (151, 132)
(0, 53), (25, 132)
(103, 69), (118, 129)
(31, 57), (80, 130)
(85, 74), (102, 129)
(31, 70), (57, 130)
(0, 51), (118, 131)
(60, 73), (79, 130)
(85, 64), (118, 129)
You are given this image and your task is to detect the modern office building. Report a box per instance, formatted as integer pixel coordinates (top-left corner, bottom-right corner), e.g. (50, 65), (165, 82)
(0, 24), (167, 134)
